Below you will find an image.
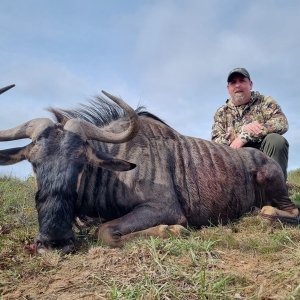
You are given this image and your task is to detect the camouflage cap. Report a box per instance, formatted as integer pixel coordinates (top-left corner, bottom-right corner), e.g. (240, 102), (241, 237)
(227, 68), (251, 82)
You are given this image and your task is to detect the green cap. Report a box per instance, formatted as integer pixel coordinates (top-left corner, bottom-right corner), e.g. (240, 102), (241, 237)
(227, 68), (250, 82)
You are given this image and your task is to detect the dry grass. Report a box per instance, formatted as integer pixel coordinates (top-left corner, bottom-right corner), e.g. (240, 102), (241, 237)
(1, 173), (300, 300)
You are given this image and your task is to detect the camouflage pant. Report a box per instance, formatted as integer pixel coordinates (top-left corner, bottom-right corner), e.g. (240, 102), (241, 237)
(246, 133), (289, 180)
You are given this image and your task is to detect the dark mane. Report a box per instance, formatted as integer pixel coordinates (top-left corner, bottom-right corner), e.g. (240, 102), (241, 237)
(137, 111), (169, 126)
(48, 95), (169, 127)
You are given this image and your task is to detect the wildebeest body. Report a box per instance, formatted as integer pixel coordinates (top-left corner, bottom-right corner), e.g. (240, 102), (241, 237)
(77, 115), (288, 228)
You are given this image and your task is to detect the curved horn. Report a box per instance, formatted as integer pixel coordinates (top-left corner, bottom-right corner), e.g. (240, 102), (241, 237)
(0, 118), (54, 141)
(64, 91), (140, 144)
(0, 84), (15, 95)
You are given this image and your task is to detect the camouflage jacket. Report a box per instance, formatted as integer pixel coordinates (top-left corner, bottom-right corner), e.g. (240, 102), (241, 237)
(211, 91), (288, 145)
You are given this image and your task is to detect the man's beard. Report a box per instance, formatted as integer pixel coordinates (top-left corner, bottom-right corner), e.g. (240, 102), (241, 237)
(232, 92), (248, 106)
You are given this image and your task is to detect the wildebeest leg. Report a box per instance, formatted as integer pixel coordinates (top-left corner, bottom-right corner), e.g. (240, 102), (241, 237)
(120, 224), (190, 243)
(260, 188), (299, 221)
(256, 163), (299, 222)
(95, 206), (187, 247)
(260, 205), (299, 223)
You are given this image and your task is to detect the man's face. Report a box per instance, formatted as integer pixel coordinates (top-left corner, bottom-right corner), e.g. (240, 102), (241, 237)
(227, 74), (253, 106)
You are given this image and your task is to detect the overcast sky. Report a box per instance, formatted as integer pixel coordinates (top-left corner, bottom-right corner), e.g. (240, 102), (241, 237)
(1, 0), (300, 178)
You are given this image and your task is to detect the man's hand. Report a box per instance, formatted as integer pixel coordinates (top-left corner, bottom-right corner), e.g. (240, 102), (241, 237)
(230, 137), (246, 149)
(242, 121), (263, 136)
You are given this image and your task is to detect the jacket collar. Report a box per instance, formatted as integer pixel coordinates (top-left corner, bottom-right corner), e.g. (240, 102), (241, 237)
(226, 91), (261, 109)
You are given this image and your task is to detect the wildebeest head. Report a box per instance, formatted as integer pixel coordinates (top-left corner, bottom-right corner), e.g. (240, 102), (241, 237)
(0, 91), (139, 253)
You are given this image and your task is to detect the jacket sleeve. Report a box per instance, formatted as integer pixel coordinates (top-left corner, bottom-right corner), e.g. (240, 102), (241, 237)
(240, 96), (288, 143)
(261, 96), (288, 135)
(211, 108), (233, 145)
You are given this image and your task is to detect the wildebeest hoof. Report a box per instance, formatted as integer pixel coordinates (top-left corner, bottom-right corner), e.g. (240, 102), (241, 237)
(259, 205), (300, 225)
(260, 212), (300, 225)
(167, 225), (190, 237)
(260, 205), (277, 216)
(95, 225), (124, 248)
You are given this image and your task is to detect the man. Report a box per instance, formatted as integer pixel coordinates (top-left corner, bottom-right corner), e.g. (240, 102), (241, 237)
(211, 68), (289, 179)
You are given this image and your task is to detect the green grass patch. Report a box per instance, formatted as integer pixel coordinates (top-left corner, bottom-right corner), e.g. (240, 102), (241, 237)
(288, 168), (300, 186)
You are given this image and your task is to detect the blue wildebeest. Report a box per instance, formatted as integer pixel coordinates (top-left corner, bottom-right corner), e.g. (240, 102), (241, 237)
(0, 90), (299, 253)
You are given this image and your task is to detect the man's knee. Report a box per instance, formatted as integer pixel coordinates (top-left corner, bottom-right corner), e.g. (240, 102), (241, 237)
(261, 133), (289, 180)
(262, 133), (289, 151)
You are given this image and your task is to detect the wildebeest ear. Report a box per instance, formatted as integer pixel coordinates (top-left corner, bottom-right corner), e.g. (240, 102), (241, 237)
(99, 158), (136, 172)
(87, 146), (136, 172)
(0, 144), (33, 165)
(47, 107), (70, 125)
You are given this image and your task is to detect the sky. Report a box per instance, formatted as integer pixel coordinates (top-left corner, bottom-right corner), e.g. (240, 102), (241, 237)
(0, 0), (300, 178)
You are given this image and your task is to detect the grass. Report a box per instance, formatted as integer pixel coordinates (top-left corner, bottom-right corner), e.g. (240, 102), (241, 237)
(288, 169), (300, 205)
(288, 169), (300, 186)
(1, 170), (300, 299)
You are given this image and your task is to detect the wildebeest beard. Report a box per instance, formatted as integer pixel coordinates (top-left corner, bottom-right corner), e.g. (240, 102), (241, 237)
(33, 132), (86, 253)
(35, 190), (76, 252)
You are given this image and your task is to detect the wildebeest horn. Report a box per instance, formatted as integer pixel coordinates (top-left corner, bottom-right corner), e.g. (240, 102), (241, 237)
(0, 84), (15, 95)
(64, 91), (140, 143)
(0, 118), (54, 141)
